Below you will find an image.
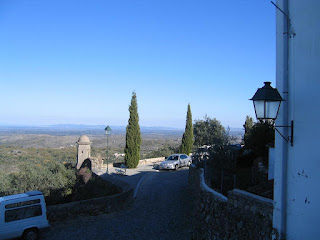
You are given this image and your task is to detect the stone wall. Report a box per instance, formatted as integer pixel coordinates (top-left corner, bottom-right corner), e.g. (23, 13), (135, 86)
(138, 157), (165, 165)
(188, 165), (273, 240)
(90, 157), (165, 169)
(47, 176), (133, 221)
(90, 157), (108, 169)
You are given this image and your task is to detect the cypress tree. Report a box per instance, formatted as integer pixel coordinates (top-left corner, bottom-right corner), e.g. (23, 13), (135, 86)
(243, 115), (254, 145)
(124, 92), (141, 168)
(180, 104), (193, 155)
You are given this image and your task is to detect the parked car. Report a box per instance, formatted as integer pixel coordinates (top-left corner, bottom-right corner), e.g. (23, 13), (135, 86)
(0, 190), (50, 240)
(159, 154), (192, 170)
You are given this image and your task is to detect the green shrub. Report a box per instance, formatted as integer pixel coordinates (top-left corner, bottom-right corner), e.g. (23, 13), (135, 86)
(244, 120), (275, 166)
(145, 145), (178, 158)
(0, 161), (76, 205)
(0, 146), (120, 205)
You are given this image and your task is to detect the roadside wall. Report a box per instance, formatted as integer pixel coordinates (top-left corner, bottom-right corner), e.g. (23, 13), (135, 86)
(47, 177), (133, 221)
(138, 157), (165, 165)
(188, 165), (273, 240)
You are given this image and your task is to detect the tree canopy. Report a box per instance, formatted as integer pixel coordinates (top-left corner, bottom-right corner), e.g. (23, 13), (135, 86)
(244, 120), (275, 158)
(193, 116), (228, 147)
(243, 115), (254, 145)
(124, 92), (141, 168)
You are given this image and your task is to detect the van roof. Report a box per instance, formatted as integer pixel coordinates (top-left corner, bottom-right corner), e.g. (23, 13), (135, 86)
(0, 191), (43, 203)
(25, 190), (43, 197)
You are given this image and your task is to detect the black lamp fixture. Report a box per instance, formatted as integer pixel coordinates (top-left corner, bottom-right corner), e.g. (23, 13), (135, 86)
(250, 82), (284, 120)
(251, 82), (294, 146)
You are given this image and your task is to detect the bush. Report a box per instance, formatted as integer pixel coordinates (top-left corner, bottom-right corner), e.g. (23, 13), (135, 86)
(193, 116), (228, 147)
(244, 120), (275, 166)
(145, 145), (178, 158)
(0, 161), (76, 205)
(0, 145), (123, 206)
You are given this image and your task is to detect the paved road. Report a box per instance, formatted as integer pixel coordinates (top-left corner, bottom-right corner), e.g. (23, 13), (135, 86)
(42, 166), (192, 240)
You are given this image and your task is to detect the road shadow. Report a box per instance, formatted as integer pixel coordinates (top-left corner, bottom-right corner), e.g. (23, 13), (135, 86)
(100, 166), (190, 195)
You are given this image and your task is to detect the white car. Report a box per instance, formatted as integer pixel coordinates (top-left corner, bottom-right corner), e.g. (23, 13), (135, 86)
(159, 154), (192, 170)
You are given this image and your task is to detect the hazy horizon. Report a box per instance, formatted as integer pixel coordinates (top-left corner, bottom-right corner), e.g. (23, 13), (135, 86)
(0, 123), (244, 132)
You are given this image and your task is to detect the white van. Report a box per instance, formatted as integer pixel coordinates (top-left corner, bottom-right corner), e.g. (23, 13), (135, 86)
(0, 190), (50, 240)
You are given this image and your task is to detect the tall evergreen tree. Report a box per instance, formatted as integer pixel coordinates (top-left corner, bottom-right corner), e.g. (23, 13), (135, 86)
(180, 104), (193, 155)
(243, 115), (254, 145)
(124, 92), (141, 168)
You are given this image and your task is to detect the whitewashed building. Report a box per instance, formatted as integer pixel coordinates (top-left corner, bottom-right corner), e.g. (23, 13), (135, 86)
(273, 0), (320, 239)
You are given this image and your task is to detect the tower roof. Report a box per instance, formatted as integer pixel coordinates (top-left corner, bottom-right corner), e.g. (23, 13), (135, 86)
(77, 135), (91, 144)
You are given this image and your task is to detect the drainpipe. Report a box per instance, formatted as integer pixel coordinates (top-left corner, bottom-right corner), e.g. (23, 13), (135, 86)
(278, 0), (289, 237)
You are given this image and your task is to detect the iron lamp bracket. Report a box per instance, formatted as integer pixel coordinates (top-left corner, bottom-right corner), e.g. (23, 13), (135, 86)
(275, 120), (294, 146)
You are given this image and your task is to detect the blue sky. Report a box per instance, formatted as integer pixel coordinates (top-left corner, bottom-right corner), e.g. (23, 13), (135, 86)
(0, 0), (275, 129)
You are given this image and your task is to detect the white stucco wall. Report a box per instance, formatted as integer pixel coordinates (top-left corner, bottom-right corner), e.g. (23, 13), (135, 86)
(268, 147), (275, 180)
(274, 0), (320, 239)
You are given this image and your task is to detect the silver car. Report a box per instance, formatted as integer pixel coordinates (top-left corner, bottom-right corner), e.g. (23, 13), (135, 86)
(159, 154), (192, 170)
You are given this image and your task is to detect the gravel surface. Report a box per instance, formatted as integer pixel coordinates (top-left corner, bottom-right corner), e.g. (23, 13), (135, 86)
(42, 166), (192, 240)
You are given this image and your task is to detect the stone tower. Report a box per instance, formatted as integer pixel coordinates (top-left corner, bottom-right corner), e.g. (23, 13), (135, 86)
(76, 135), (91, 169)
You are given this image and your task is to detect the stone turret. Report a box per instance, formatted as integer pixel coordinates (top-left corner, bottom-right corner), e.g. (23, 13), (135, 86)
(76, 135), (91, 169)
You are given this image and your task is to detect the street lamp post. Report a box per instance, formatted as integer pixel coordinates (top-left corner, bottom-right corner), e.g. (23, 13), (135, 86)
(105, 126), (112, 174)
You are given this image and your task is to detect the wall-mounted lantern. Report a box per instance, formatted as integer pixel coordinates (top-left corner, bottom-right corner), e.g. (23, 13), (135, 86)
(251, 82), (294, 146)
(250, 82), (284, 120)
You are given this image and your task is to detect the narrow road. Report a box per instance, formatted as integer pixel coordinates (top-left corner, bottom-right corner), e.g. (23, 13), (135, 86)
(42, 168), (192, 240)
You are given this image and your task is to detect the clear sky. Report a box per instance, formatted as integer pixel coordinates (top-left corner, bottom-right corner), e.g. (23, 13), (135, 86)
(0, 0), (275, 129)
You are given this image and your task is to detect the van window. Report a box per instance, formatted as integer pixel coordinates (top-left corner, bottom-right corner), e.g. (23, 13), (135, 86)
(5, 199), (40, 209)
(5, 205), (42, 222)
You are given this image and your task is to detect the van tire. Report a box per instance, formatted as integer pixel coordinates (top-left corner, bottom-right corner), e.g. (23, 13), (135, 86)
(23, 228), (39, 240)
